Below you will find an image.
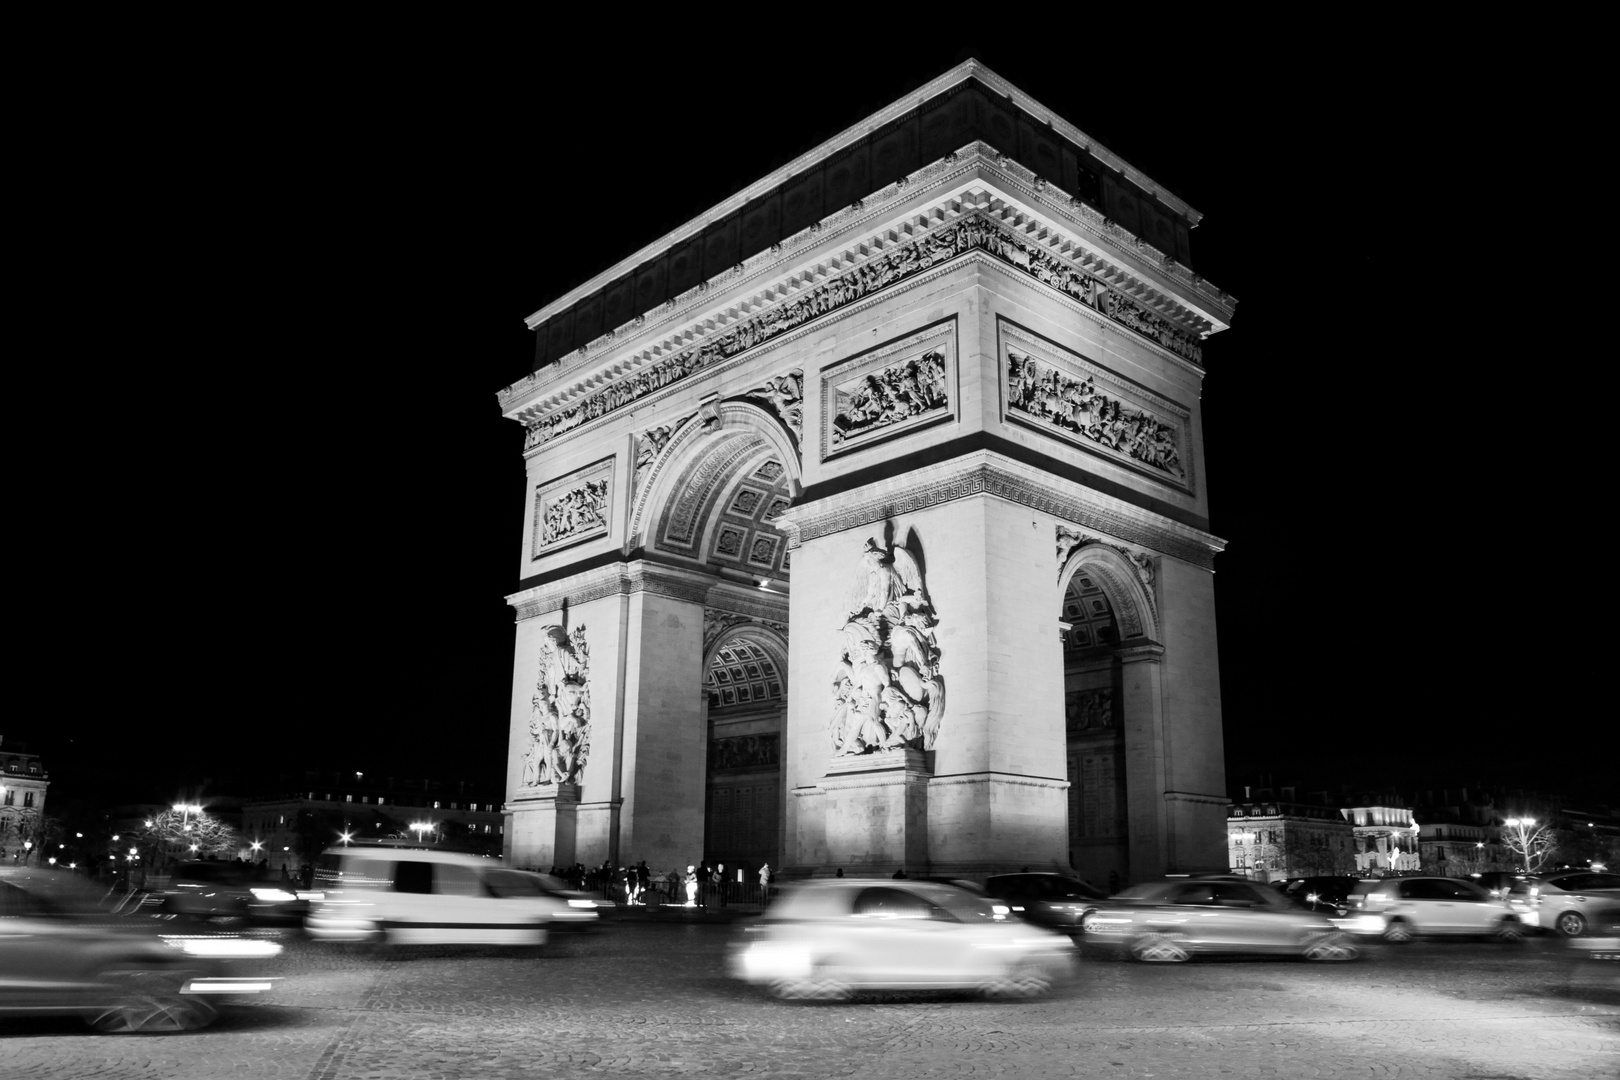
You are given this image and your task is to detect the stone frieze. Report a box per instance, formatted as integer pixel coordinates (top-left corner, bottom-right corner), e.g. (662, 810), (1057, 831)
(523, 214), (1204, 450)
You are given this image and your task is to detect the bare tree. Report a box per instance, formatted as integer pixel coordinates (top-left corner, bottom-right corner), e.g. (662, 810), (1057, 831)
(1499, 816), (1558, 874)
(139, 807), (239, 865)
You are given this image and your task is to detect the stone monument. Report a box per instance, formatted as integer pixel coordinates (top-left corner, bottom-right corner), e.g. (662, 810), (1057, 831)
(497, 59), (1235, 884)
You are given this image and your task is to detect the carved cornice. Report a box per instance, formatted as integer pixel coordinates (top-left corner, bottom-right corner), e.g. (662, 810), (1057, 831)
(925, 773), (1071, 791)
(781, 452), (1224, 568)
(510, 203), (1211, 453)
(507, 565), (629, 623)
(499, 142), (1232, 428)
(507, 561), (729, 622)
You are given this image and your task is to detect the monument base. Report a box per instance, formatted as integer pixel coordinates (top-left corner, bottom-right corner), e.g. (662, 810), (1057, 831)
(506, 783), (580, 869)
(819, 748), (930, 875)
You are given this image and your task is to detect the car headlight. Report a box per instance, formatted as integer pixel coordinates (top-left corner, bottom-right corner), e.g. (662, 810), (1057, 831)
(161, 935), (284, 959)
(251, 888), (298, 902)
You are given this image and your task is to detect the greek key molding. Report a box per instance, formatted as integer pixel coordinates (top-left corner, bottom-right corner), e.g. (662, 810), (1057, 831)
(508, 562), (726, 622)
(786, 456), (1221, 568)
(925, 773), (1071, 791)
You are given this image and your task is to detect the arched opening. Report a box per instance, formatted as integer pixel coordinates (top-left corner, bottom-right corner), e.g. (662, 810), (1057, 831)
(1057, 544), (1157, 892)
(627, 404), (797, 883)
(702, 630), (786, 877)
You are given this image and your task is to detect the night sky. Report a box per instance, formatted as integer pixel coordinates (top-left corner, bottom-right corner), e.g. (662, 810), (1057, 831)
(27, 35), (1602, 813)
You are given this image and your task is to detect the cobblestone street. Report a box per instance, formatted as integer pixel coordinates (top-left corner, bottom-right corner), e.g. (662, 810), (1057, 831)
(3, 920), (1616, 1080)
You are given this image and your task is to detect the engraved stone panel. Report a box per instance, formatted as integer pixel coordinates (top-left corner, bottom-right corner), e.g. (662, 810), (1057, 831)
(1000, 318), (1193, 493)
(820, 318), (957, 462)
(531, 458), (614, 558)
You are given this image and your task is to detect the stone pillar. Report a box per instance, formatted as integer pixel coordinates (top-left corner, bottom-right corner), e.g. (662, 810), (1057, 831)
(616, 586), (707, 874)
(819, 748), (930, 874)
(506, 783), (579, 869)
(1118, 642), (1167, 884)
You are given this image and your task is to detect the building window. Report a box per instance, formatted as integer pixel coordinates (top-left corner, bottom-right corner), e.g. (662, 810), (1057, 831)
(3, 790), (12, 806)
(23, 792), (34, 808)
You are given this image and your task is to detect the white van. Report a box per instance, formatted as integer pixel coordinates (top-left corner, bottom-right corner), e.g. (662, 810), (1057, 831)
(305, 846), (592, 947)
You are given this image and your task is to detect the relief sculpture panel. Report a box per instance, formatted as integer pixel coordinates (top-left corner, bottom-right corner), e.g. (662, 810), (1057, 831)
(520, 624), (592, 787)
(532, 458), (614, 558)
(821, 319), (955, 461)
(829, 534), (945, 756)
(1001, 319), (1192, 493)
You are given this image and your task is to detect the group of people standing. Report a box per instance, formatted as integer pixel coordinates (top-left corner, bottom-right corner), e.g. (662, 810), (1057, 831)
(549, 859), (774, 907)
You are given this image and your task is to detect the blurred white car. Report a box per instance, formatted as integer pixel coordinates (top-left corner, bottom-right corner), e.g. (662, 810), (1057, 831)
(305, 846), (590, 948)
(1519, 871), (1620, 937)
(728, 878), (1075, 1000)
(1345, 876), (1524, 942)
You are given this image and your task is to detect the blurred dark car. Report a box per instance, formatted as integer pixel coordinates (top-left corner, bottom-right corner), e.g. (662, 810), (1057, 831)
(158, 861), (309, 925)
(1, 868), (281, 1033)
(728, 878), (1076, 1000)
(1274, 876), (1360, 918)
(983, 872), (1108, 933)
(1345, 876), (1525, 942)
(1085, 878), (1359, 962)
(1521, 870), (1620, 937)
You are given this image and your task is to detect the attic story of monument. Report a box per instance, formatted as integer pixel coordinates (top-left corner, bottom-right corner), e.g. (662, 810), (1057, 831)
(495, 60), (1236, 884)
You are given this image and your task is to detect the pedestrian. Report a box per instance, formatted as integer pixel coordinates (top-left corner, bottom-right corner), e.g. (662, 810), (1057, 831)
(713, 863), (725, 906)
(684, 865), (699, 907)
(758, 862), (771, 902)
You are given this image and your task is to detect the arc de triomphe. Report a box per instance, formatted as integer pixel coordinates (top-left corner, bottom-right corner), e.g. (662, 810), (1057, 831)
(496, 60), (1235, 885)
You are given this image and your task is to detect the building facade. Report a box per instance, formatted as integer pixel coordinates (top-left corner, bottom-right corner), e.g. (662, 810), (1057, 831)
(1, 736), (49, 865)
(242, 774), (504, 876)
(498, 61), (1235, 884)
(1227, 795), (1355, 882)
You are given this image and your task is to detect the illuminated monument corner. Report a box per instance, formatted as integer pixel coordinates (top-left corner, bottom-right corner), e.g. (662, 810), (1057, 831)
(497, 60), (1236, 884)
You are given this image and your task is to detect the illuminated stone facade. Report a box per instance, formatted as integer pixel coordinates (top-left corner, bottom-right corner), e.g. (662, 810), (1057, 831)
(0, 736), (49, 865)
(498, 61), (1235, 883)
(1227, 798), (1355, 882)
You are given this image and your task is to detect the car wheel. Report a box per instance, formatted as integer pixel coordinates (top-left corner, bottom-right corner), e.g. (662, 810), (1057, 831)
(1495, 917), (1525, 943)
(1131, 932), (1191, 963)
(1555, 911), (1586, 937)
(1382, 920), (1414, 944)
(983, 960), (1052, 1000)
(774, 961), (851, 1002)
(87, 967), (217, 1034)
(1302, 932), (1359, 961)
(1079, 910), (1102, 934)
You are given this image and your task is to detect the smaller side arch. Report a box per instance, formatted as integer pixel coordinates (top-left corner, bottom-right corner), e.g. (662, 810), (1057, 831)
(1057, 542), (1159, 643)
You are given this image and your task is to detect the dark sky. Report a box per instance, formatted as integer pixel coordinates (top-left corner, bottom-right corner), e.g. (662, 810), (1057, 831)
(26, 33), (1601, 812)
